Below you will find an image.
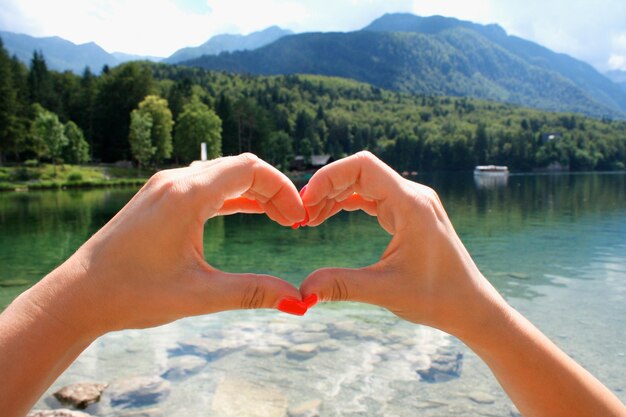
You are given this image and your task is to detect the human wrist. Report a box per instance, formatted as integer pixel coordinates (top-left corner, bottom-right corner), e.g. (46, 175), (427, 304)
(453, 287), (517, 355)
(23, 258), (109, 343)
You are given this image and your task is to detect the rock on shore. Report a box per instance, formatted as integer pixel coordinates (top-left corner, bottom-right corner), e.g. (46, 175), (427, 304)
(53, 382), (107, 409)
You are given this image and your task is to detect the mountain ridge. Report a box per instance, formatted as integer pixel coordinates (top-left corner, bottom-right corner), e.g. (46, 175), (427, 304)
(164, 26), (292, 64)
(0, 30), (162, 73)
(181, 13), (626, 118)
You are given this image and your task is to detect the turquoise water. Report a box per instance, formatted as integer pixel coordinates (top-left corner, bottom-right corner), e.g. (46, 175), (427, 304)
(1, 172), (625, 416)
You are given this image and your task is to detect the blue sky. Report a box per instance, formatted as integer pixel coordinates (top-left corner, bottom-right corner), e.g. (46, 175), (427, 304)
(1, 0), (625, 71)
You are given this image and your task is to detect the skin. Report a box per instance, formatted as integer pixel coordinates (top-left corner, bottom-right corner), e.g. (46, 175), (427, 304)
(0, 151), (623, 416)
(0, 154), (306, 417)
(299, 151), (626, 417)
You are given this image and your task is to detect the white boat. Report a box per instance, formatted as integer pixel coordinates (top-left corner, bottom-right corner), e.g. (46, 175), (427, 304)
(473, 165), (509, 176)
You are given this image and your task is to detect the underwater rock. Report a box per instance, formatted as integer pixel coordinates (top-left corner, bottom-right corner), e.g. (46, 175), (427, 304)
(318, 339), (342, 352)
(161, 355), (207, 380)
(468, 391), (495, 404)
(171, 338), (241, 360)
(416, 348), (463, 383)
(287, 344), (319, 360)
(288, 399), (322, 417)
(212, 377), (287, 417)
(328, 321), (358, 339)
(53, 382), (107, 409)
(303, 323), (327, 333)
(27, 410), (92, 417)
(119, 408), (163, 417)
(246, 345), (283, 357)
(105, 376), (170, 409)
(290, 331), (328, 344)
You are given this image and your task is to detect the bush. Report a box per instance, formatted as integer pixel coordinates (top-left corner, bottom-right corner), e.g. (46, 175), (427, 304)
(67, 171), (84, 181)
(23, 159), (39, 167)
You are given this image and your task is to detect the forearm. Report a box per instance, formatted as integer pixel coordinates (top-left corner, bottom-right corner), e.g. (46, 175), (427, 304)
(461, 298), (625, 417)
(0, 262), (100, 417)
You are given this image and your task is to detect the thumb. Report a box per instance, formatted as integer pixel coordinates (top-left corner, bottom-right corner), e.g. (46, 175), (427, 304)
(299, 266), (387, 306)
(205, 271), (303, 312)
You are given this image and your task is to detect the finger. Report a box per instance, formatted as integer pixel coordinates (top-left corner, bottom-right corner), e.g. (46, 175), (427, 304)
(188, 154), (305, 224)
(299, 266), (388, 306)
(306, 194), (379, 227)
(302, 152), (404, 230)
(198, 270), (303, 312)
(303, 151), (401, 207)
(218, 197), (263, 215)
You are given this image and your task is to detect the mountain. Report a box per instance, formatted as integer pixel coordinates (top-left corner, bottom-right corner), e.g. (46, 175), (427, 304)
(164, 26), (292, 64)
(181, 13), (626, 118)
(606, 70), (626, 92)
(112, 52), (163, 64)
(0, 31), (117, 73)
(0, 31), (162, 73)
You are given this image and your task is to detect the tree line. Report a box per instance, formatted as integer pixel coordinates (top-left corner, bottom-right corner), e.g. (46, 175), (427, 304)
(1, 37), (625, 173)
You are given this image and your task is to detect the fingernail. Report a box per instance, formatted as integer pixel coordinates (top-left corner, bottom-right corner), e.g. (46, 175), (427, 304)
(299, 185), (309, 227)
(291, 223), (300, 229)
(303, 294), (318, 308)
(300, 209), (310, 227)
(277, 297), (307, 316)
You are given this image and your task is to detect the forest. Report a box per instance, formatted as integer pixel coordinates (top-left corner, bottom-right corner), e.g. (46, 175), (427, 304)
(1, 37), (625, 173)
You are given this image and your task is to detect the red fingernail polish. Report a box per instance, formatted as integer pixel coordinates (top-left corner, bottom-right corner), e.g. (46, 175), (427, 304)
(303, 294), (318, 308)
(300, 209), (309, 227)
(291, 223), (300, 229)
(277, 297), (307, 316)
(299, 184), (308, 197)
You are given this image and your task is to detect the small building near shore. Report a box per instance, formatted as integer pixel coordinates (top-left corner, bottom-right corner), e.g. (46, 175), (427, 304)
(290, 154), (334, 171)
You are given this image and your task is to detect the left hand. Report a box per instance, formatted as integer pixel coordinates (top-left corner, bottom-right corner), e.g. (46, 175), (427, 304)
(39, 153), (307, 335)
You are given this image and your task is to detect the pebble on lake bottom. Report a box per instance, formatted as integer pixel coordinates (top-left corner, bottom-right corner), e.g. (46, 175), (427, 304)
(467, 391), (495, 404)
(287, 344), (319, 360)
(212, 377), (287, 417)
(287, 399), (322, 417)
(27, 410), (92, 417)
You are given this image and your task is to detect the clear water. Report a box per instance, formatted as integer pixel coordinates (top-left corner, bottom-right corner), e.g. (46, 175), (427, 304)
(1, 172), (624, 416)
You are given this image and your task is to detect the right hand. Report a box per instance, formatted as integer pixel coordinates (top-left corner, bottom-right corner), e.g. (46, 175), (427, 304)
(299, 151), (508, 340)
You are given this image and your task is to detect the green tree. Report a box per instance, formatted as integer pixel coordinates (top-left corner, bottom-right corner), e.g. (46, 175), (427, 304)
(474, 123), (489, 165)
(129, 110), (155, 171)
(135, 95), (174, 164)
(174, 98), (222, 164)
(63, 121), (90, 164)
(28, 51), (57, 111)
(0, 38), (17, 164)
(94, 62), (155, 161)
(265, 131), (294, 171)
(31, 104), (68, 171)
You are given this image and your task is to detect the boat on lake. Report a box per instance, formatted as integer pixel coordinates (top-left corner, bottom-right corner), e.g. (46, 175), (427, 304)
(473, 165), (509, 176)
(473, 165), (509, 188)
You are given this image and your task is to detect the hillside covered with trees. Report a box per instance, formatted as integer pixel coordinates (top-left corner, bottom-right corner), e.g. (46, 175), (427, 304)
(1, 38), (625, 174)
(183, 14), (626, 119)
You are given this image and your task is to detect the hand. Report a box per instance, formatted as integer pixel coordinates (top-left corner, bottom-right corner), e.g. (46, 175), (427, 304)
(298, 152), (626, 417)
(44, 154), (307, 334)
(299, 151), (506, 340)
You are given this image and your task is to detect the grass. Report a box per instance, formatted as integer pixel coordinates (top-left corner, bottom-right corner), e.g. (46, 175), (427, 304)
(0, 163), (152, 192)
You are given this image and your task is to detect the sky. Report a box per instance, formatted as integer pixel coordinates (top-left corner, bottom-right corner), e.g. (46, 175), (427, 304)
(0, 0), (625, 72)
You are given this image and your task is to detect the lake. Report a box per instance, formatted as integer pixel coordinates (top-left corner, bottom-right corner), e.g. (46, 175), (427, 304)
(1, 172), (625, 416)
